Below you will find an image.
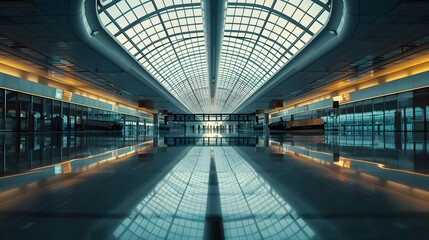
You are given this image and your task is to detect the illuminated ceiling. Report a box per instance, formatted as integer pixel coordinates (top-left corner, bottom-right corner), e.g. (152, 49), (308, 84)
(98, 0), (331, 113)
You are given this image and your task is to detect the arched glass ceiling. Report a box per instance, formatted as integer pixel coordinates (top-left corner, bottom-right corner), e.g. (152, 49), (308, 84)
(98, 0), (210, 113)
(98, 0), (330, 113)
(215, 0), (331, 112)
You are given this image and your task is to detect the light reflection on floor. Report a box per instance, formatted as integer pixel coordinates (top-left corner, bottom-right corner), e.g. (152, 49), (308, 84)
(1, 131), (428, 239)
(113, 147), (210, 239)
(215, 147), (315, 239)
(112, 146), (315, 239)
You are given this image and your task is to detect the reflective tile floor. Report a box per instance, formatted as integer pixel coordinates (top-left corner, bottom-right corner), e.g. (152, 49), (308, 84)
(0, 131), (428, 239)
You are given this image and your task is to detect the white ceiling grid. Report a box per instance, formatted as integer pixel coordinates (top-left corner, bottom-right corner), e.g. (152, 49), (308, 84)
(98, 0), (330, 113)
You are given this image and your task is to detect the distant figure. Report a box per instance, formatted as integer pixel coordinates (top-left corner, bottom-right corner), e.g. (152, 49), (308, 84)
(280, 117), (284, 122)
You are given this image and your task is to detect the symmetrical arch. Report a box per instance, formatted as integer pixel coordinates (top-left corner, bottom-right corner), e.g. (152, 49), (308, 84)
(98, 0), (331, 113)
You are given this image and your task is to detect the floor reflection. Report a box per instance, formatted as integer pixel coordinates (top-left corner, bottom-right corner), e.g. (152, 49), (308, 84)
(269, 132), (429, 201)
(0, 132), (153, 177)
(215, 147), (315, 239)
(0, 139), (153, 200)
(0, 130), (427, 239)
(269, 132), (429, 174)
(113, 146), (315, 239)
(113, 147), (210, 239)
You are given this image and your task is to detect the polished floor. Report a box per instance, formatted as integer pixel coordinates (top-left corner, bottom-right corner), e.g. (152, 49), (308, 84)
(0, 130), (428, 239)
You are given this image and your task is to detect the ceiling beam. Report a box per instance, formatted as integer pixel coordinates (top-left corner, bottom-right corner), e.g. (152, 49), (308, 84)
(202, 0), (226, 111)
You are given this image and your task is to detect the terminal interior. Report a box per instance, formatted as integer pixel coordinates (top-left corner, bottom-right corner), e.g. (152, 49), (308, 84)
(0, 0), (429, 239)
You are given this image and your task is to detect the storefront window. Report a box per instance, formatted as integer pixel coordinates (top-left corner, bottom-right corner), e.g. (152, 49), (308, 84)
(384, 95), (398, 131)
(0, 89), (4, 130)
(362, 100), (373, 132)
(373, 98), (384, 132)
(6, 91), (17, 130)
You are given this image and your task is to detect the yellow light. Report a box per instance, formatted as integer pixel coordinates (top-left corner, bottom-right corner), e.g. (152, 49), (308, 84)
(332, 95), (343, 102)
(61, 163), (72, 174)
(271, 52), (429, 114)
(0, 57), (153, 116)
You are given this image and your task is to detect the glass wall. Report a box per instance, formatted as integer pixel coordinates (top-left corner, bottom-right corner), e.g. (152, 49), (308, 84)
(42, 98), (52, 131)
(0, 88), (152, 133)
(271, 87), (429, 132)
(18, 93), (32, 132)
(33, 96), (43, 131)
(0, 90), (3, 130)
(414, 88), (429, 132)
(5, 90), (17, 131)
(373, 98), (384, 132)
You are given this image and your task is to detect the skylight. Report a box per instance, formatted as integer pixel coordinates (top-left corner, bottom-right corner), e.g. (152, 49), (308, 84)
(98, 0), (210, 113)
(214, 0), (331, 112)
(98, 0), (331, 113)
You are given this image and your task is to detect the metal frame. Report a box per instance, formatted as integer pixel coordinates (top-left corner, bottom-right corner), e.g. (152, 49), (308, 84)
(98, 0), (331, 113)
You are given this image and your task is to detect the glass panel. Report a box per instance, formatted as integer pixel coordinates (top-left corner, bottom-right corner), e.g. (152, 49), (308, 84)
(404, 106), (413, 131)
(5, 91), (17, 131)
(398, 92), (412, 131)
(19, 93), (31, 131)
(345, 105), (354, 131)
(69, 104), (76, 130)
(63, 102), (70, 130)
(384, 95), (398, 131)
(53, 100), (63, 131)
(354, 102), (363, 131)
(0, 89), (3, 130)
(413, 88), (428, 132)
(338, 106), (347, 131)
(33, 96), (43, 131)
(42, 98), (52, 130)
(76, 105), (83, 130)
(426, 104), (429, 132)
(83, 107), (89, 121)
(373, 98), (384, 132)
(362, 100), (373, 132)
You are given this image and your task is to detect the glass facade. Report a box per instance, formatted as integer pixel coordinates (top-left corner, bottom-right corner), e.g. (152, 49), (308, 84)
(271, 87), (429, 132)
(0, 88), (152, 134)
